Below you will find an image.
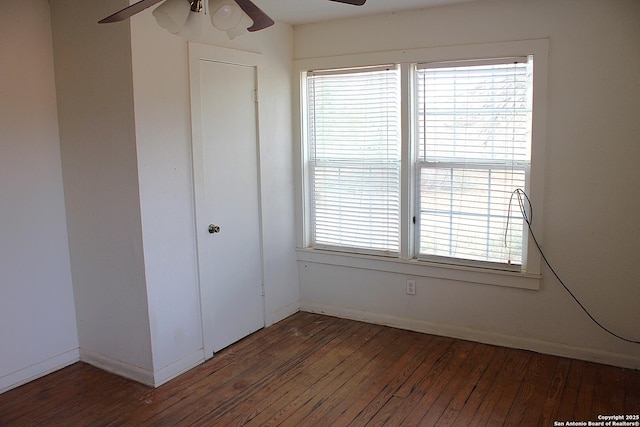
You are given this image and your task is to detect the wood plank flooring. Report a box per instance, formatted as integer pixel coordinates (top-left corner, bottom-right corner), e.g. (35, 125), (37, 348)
(1, 312), (638, 426)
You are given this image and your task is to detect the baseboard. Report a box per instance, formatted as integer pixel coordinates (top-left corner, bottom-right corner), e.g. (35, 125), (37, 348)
(79, 348), (155, 387)
(152, 349), (205, 387)
(300, 301), (640, 370)
(268, 301), (301, 327)
(0, 348), (80, 395)
(80, 348), (207, 388)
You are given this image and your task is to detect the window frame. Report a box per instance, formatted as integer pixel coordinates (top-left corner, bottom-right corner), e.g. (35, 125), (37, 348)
(413, 57), (533, 271)
(306, 65), (402, 256)
(294, 39), (549, 290)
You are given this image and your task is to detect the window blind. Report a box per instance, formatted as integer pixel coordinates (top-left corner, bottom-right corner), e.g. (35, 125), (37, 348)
(416, 57), (532, 266)
(307, 65), (401, 254)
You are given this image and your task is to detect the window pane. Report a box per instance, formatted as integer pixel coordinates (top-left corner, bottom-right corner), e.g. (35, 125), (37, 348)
(313, 163), (400, 252)
(419, 167), (526, 264)
(417, 61), (532, 163)
(308, 66), (401, 254)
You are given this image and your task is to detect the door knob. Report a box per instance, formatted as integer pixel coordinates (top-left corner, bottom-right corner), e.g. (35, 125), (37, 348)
(208, 224), (221, 234)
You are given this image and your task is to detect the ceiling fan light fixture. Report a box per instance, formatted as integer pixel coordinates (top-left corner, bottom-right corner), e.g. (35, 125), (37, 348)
(153, 0), (191, 34)
(225, 14), (252, 39)
(209, 0), (247, 39)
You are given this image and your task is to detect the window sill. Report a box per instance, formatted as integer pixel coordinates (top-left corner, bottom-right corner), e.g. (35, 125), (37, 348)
(296, 248), (541, 291)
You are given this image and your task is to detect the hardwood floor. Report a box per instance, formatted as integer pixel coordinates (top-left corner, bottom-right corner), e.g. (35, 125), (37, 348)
(1, 312), (638, 426)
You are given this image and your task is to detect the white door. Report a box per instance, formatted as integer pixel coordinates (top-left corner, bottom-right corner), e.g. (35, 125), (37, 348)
(190, 48), (265, 358)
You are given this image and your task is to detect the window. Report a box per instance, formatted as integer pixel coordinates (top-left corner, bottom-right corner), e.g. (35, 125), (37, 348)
(415, 58), (532, 269)
(297, 40), (547, 286)
(306, 66), (401, 255)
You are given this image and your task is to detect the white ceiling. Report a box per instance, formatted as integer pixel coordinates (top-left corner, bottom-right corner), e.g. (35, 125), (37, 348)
(256, 0), (481, 26)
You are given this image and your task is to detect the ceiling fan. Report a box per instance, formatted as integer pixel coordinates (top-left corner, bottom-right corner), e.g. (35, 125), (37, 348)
(99, 0), (367, 33)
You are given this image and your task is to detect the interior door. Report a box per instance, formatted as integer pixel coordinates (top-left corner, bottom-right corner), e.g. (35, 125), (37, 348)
(190, 48), (265, 358)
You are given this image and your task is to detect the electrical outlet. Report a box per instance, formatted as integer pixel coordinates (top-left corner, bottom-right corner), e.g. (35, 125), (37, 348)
(406, 279), (416, 295)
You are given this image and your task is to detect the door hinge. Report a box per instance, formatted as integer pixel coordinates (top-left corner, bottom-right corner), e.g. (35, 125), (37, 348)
(252, 89), (258, 103)
(261, 284), (265, 296)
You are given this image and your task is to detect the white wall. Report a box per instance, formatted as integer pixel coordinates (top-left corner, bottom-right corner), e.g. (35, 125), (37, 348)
(128, 13), (205, 385)
(129, 11), (299, 383)
(294, 0), (640, 368)
(50, 0), (155, 382)
(0, 1), (79, 393)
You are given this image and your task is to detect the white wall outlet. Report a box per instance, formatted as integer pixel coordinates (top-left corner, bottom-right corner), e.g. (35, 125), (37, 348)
(406, 279), (416, 295)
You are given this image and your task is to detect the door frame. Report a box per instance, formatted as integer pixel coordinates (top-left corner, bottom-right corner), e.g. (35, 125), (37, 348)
(188, 42), (266, 359)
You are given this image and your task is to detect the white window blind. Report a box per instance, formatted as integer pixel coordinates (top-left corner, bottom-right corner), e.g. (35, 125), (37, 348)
(307, 65), (401, 254)
(416, 57), (533, 267)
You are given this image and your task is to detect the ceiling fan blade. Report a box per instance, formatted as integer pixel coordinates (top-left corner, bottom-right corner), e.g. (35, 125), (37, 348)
(99, 0), (166, 23)
(233, 0), (274, 32)
(328, 0), (366, 5)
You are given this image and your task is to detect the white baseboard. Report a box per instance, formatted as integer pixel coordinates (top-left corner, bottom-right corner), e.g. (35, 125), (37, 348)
(300, 301), (640, 370)
(268, 301), (301, 327)
(152, 349), (205, 387)
(80, 348), (206, 388)
(0, 348), (80, 395)
(79, 348), (155, 387)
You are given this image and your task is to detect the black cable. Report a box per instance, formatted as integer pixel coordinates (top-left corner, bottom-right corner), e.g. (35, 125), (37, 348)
(508, 188), (640, 345)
